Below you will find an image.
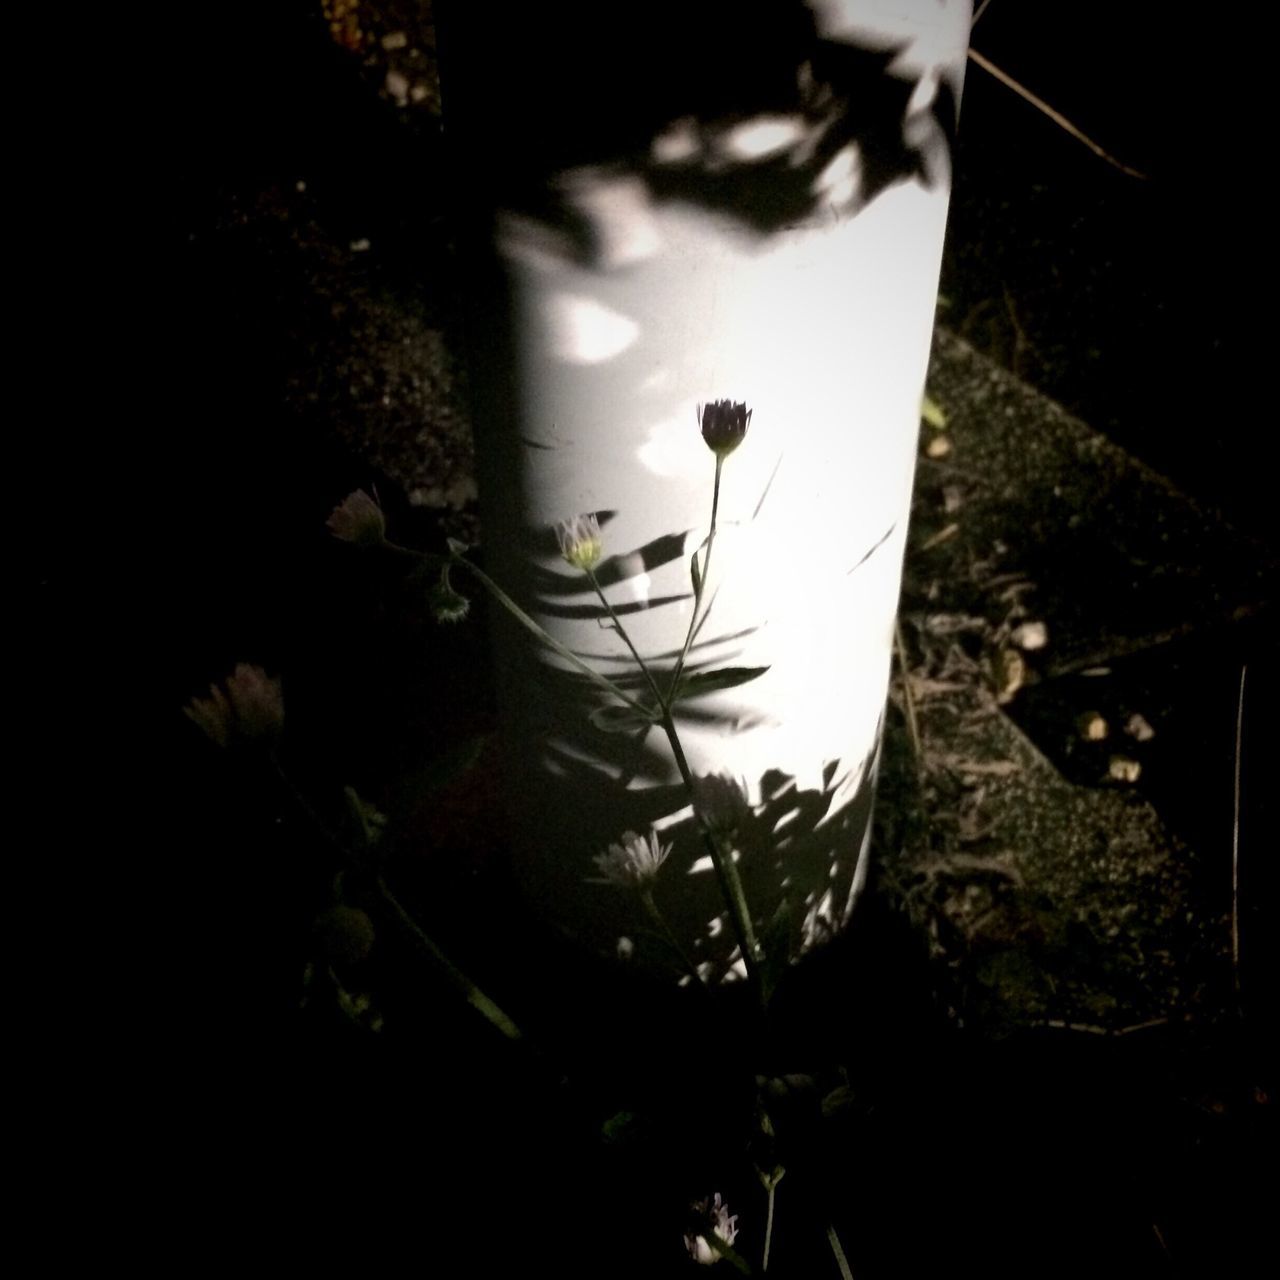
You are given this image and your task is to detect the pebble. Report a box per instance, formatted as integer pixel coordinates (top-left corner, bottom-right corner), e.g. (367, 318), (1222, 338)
(925, 434), (951, 458)
(1125, 712), (1155, 742)
(1108, 755), (1142, 783)
(1077, 711), (1108, 741)
(1011, 620), (1048, 650)
(381, 31), (408, 50)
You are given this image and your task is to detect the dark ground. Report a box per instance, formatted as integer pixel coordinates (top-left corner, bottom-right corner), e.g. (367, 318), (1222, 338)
(41, 2), (1275, 1275)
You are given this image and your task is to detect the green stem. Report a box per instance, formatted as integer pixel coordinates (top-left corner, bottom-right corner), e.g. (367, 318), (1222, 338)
(826, 1223), (854, 1280)
(451, 550), (649, 715)
(377, 875), (524, 1043)
(638, 886), (706, 989)
(669, 453), (723, 699)
(586, 567), (668, 714)
(763, 1181), (777, 1272)
(660, 709), (762, 997)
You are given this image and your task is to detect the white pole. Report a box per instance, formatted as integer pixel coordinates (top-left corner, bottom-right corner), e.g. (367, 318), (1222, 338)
(442, 1), (972, 985)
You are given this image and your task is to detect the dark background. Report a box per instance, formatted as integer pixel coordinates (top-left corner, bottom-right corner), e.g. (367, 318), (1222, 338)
(36, 3), (1271, 1275)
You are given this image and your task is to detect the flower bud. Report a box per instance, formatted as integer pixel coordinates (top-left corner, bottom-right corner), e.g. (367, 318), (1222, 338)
(326, 488), (386, 547)
(698, 400), (751, 458)
(555, 513), (603, 571)
(184, 663), (283, 748)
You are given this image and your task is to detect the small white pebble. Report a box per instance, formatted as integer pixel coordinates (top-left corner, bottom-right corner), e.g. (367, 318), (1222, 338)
(925, 434), (951, 459)
(1108, 755), (1142, 783)
(350, 237), (371, 252)
(1125, 712), (1155, 742)
(295, 179), (307, 192)
(1011, 620), (1048, 651)
(386, 69), (410, 103)
(409, 83), (429, 103)
(1077, 711), (1108, 741)
(381, 31), (408, 51)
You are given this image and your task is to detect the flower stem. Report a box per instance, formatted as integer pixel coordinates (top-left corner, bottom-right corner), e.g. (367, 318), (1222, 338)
(669, 453), (723, 699)
(585, 568), (668, 713)
(377, 875), (524, 1043)
(763, 1180), (777, 1272)
(451, 549), (650, 715)
(659, 708), (762, 998)
(826, 1222), (855, 1280)
(638, 887), (706, 989)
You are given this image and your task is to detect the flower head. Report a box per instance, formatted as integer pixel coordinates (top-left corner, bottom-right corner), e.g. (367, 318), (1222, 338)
(556, 512), (603, 572)
(684, 1192), (739, 1265)
(698, 400), (751, 458)
(430, 565), (471, 624)
(588, 829), (671, 890)
(691, 772), (751, 840)
(184, 663), (284, 748)
(326, 488), (386, 547)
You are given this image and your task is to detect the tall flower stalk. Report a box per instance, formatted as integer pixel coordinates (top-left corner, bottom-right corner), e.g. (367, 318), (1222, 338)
(446, 398), (766, 998)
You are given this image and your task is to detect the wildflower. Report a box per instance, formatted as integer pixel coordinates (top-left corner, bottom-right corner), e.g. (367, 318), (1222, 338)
(326, 488), (386, 547)
(555, 512), (603, 571)
(684, 1192), (739, 1265)
(184, 663), (284, 748)
(588, 830), (671, 889)
(430, 566), (471, 623)
(690, 772), (751, 840)
(698, 400), (751, 458)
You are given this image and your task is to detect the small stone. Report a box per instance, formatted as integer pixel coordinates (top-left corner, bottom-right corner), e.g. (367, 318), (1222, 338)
(942, 484), (963, 514)
(381, 30), (408, 50)
(295, 179), (307, 192)
(1125, 712), (1155, 742)
(386, 69), (410, 103)
(1077, 710), (1108, 741)
(925, 434), (951, 459)
(350, 237), (371, 252)
(1108, 755), (1142, 783)
(1011, 620), (1048, 651)
(993, 648), (1025, 704)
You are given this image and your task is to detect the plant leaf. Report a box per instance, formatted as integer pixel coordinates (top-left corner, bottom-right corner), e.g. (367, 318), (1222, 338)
(690, 548), (702, 596)
(589, 702), (659, 733)
(673, 666), (769, 701)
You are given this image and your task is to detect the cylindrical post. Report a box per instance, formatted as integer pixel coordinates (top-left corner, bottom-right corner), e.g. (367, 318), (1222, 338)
(440, 1), (971, 984)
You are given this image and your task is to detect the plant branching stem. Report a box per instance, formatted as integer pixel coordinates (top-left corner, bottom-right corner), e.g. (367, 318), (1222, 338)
(377, 875), (524, 1043)
(660, 708), (763, 996)
(639, 887), (706, 989)
(670, 453), (723, 697)
(586, 568), (668, 715)
(451, 550), (649, 715)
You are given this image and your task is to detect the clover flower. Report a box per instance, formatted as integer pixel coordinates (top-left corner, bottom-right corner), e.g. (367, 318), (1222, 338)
(684, 1192), (739, 1265)
(326, 488), (386, 547)
(184, 663), (284, 748)
(588, 829), (671, 889)
(556, 512), (603, 571)
(698, 400), (751, 458)
(430, 565), (471, 623)
(690, 772), (751, 840)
